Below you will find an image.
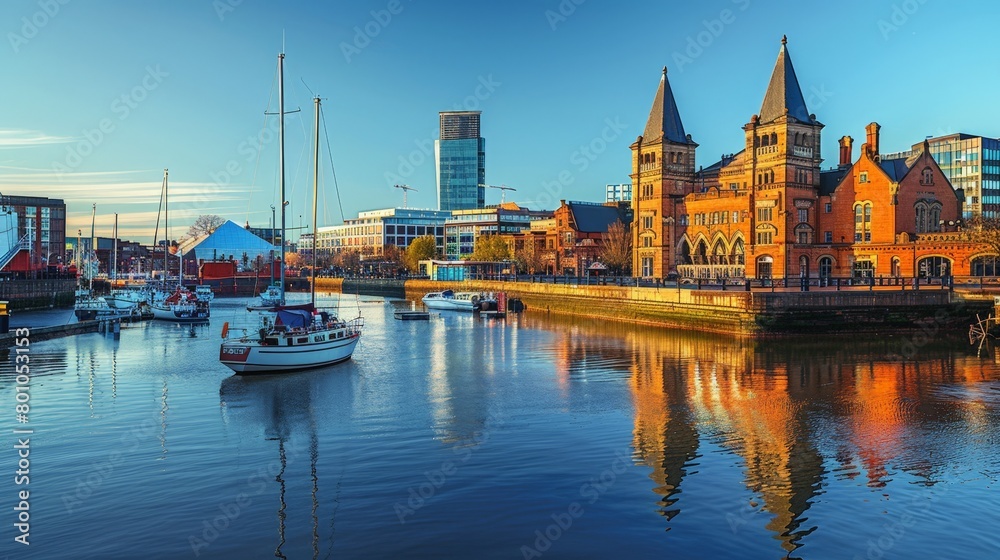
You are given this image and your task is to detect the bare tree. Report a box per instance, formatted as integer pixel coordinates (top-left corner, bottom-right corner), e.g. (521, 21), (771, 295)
(183, 215), (226, 242)
(962, 216), (1000, 256)
(600, 219), (632, 275)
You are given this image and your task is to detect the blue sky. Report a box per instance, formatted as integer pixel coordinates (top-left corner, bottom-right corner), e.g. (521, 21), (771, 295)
(1, 0), (998, 243)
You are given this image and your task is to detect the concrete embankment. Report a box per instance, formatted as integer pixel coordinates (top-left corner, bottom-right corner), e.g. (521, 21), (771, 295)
(315, 277), (990, 335)
(0, 279), (76, 311)
(0, 321), (100, 348)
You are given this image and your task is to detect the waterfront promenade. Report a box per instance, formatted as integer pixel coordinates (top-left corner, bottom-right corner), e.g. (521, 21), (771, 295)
(316, 276), (993, 336)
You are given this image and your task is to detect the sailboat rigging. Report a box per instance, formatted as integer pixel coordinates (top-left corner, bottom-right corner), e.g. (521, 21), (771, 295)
(219, 53), (363, 374)
(149, 169), (211, 322)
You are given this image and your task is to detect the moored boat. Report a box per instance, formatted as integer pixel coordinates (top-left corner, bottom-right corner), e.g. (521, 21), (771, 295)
(421, 289), (491, 311)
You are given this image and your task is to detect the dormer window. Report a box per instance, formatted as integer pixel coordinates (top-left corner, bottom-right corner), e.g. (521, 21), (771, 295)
(859, 171), (869, 184)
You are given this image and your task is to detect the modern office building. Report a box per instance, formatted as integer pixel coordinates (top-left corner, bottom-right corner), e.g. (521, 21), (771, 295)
(606, 183), (632, 203)
(883, 133), (1000, 218)
(435, 111), (485, 211)
(444, 203), (552, 260)
(313, 208), (451, 257)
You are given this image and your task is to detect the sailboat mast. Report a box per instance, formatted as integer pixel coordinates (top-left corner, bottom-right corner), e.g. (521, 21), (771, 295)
(89, 203), (96, 292)
(163, 169), (169, 288)
(311, 96), (320, 308)
(278, 52), (287, 305)
(113, 213), (118, 283)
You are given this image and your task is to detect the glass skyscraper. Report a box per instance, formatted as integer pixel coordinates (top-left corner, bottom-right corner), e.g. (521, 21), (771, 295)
(884, 133), (1000, 219)
(435, 111), (485, 211)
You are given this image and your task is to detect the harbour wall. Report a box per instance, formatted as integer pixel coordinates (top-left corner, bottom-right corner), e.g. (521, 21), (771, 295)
(0, 279), (77, 311)
(314, 277), (990, 335)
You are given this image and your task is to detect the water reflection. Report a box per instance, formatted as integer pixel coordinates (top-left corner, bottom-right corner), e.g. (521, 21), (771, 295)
(514, 313), (1000, 556)
(219, 371), (355, 560)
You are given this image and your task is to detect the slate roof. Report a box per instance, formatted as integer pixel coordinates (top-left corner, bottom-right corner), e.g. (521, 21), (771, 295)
(567, 202), (628, 233)
(642, 67), (695, 145)
(819, 168), (849, 196)
(759, 36), (814, 124)
(879, 158), (911, 182)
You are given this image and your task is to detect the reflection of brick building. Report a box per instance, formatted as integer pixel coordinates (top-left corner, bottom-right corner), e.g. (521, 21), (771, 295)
(632, 36), (988, 281)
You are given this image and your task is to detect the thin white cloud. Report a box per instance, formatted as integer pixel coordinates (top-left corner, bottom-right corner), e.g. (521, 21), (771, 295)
(0, 129), (73, 149)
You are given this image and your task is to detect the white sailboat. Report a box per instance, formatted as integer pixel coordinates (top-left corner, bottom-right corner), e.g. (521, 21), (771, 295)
(149, 169), (210, 323)
(220, 54), (362, 374)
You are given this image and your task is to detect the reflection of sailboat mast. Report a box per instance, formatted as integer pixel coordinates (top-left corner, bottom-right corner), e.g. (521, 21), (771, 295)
(310, 407), (319, 560)
(274, 438), (287, 560)
(159, 378), (168, 458)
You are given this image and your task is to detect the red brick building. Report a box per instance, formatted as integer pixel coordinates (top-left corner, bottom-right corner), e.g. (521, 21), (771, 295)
(631, 36), (990, 281)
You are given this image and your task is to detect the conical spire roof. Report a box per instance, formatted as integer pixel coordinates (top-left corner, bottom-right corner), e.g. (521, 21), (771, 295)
(759, 36), (813, 124)
(642, 66), (693, 145)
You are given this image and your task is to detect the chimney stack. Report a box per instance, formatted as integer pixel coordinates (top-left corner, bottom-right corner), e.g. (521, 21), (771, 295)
(865, 122), (881, 158)
(838, 136), (854, 167)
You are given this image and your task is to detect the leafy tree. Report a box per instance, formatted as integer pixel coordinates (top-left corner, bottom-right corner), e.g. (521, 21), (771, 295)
(600, 219), (632, 275)
(183, 215), (225, 241)
(513, 246), (546, 274)
(334, 249), (361, 273)
(284, 251), (302, 268)
(470, 234), (512, 262)
(405, 235), (438, 271)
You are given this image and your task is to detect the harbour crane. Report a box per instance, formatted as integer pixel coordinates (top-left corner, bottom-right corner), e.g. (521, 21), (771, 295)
(394, 184), (417, 208)
(481, 184), (517, 204)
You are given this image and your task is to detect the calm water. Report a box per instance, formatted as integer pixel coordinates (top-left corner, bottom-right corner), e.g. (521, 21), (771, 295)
(1, 294), (999, 559)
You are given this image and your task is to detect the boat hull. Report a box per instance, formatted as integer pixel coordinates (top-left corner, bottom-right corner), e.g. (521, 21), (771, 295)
(150, 305), (210, 322)
(220, 333), (360, 374)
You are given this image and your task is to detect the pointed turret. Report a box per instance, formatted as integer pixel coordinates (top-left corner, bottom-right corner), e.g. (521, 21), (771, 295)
(643, 66), (694, 145)
(759, 35), (813, 124)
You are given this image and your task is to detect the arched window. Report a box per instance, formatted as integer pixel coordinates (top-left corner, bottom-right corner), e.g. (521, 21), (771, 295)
(678, 239), (692, 264)
(891, 257), (901, 277)
(762, 135), (770, 147)
(915, 203), (928, 233)
(819, 256), (833, 279)
(754, 135), (760, 148)
(929, 203), (942, 232)
(651, 153), (656, 163)
(756, 255), (773, 279)
(712, 239), (727, 264)
(770, 132), (778, 145)
(731, 237), (745, 265)
(917, 256), (951, 278)
(921, 167), (933, 185)
(694, 239), (709, 264)
(972, 255), (1000, 276)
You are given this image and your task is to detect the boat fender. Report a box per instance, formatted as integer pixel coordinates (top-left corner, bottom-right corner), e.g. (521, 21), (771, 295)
(221, 321), (229, 339)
